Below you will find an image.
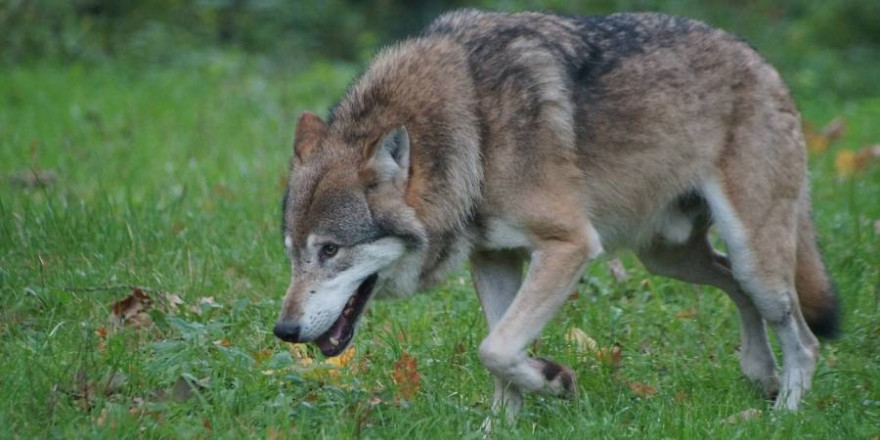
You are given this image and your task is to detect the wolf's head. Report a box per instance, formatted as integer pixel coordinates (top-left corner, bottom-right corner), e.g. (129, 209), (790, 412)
(274, 112), (426, 356)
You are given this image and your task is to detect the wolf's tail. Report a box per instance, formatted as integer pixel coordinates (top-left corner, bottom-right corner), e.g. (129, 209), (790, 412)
(795, 200), (840, 339)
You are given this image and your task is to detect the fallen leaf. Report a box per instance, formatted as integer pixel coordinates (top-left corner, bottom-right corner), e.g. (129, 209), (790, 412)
(804, 123), (829, 154)
(189, 296), (220, 315)
(326, 346), (356, 368)
(72, 369), (96, 410)
(627, 381), (658, 397)
(608, 258), (630, 282)
(391, 352), (420, 401)
(108, 288), (153, 330)
(252, 349), (273, 365)
(565, 327), (597, 353)
(835, 150), (858, 177)
(95, 327), (108, 352)
(213, 339), (232, 348)
(835, 145), (880, 178)
(368, 395), (383, 406)
(597, 344), (623, 368)
(675, 309), (698, 319)
(268, 427), (281, 440)
(8, 169), (57, 188)
(287, 343), (314, 367)
(157, 292), (184, 314)
(821, 117), (846, 143)
(721, 408), (762, 424)
(202, 418), (212, 431)
(93, 407), (109, 427)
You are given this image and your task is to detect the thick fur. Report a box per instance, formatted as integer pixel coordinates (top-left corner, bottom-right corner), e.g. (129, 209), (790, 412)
(277, 9), (839, 416)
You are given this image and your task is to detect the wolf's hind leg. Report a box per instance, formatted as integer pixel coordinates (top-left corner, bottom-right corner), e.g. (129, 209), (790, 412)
(703, 176), (819, 411)
(638, 233), (779, 397)
(470, 250), (525, 420)
(476, 227), (600, 400)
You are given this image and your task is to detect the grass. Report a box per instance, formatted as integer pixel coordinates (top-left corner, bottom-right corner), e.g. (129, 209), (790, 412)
(1, 52), (879, 439)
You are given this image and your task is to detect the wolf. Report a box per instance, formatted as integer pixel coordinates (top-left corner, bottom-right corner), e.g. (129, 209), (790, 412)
(274, 9), (839, 417)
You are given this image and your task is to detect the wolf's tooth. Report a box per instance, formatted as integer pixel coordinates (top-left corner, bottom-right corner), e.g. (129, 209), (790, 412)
(329, 337), (339, 346)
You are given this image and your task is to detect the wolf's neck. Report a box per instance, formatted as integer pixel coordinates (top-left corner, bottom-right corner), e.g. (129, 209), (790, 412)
(331, 37), (485, 289)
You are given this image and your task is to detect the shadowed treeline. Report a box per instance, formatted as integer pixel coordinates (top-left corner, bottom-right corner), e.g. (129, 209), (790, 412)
(2, 1), (879, 98)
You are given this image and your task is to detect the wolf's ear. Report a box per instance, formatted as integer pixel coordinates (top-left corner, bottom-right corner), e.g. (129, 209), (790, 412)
(367, 126), (410, 184)
(293, 112), (327, 161)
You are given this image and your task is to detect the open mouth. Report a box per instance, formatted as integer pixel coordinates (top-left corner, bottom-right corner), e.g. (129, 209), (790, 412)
(314, 273), (378, 357)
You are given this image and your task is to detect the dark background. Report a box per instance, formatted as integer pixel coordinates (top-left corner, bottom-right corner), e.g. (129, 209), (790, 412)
(3, 0), (879, 99)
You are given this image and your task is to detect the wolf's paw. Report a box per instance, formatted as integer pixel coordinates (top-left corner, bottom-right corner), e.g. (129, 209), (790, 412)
(536, 358), (578, 398)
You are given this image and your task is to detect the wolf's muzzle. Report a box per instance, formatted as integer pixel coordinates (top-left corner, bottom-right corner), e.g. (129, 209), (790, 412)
(273, 321), (301, 342)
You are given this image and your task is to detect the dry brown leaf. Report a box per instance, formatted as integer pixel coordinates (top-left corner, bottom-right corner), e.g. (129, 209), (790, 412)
(189, 296), (220, 315)
(252, 349), (273, 365)
(565, 327), (597, 353)
(157, 292), (184, 314)
(835, 145), (880, 178)
(391, 352), (420, 401)
(202, 418), (212, 431)
(8, 170), (57, 188)
(627, 382), (658, 397)
(821, 117), (846, 143)
(213, 339), (232, 348)
(108, 288), (154, 330)
(268, 427), (281, 440)
(721, 408), (762, 424)
(72, 369), (96, 410)
(93, 407), (109, 427)
(675, 309), (698, 319)
(597, 344), (623, 368)
(608, 258), (630, 282)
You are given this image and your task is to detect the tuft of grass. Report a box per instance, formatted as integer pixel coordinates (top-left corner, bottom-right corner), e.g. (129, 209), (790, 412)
(1, 57), (879, 439)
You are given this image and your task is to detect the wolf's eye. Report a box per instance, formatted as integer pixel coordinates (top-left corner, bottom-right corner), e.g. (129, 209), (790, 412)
(321, 244), (338, 258)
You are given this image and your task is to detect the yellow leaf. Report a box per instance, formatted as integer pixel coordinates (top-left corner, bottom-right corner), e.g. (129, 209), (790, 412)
(835, 144), (879, 178)
(804, 123), (830, 154)
(835, 150), (858, 177)
(565, 327), (597, 353)
(287, 343), (311, 360)
(326, 346), (356, 368)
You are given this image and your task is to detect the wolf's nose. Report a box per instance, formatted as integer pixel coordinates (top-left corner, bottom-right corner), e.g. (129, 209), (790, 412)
(273, 321), (301, 342)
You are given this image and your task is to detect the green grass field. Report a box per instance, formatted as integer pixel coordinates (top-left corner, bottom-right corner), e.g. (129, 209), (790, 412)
(1, 54), (879, 439)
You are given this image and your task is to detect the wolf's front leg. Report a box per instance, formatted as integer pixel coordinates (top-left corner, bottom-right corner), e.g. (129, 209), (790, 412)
(470, 250), (526, 421)
(477, 233), (600, 402)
